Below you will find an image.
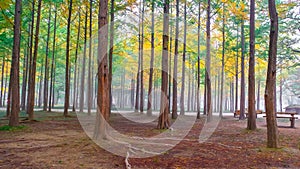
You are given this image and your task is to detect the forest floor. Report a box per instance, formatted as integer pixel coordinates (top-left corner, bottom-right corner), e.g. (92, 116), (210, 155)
(0, 110), (300, 169)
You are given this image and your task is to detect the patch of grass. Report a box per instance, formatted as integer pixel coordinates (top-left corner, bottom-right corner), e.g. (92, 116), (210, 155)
(0, 125), (28, 131)
(257, 147), (284, 152)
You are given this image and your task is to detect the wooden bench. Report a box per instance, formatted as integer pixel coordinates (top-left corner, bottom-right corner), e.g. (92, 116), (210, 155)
(263, 112), (298, 128)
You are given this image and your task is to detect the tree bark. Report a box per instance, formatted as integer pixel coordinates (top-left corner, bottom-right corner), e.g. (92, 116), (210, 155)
(27, 0), (42, 120)
(147, 0), (155, 116)
(158, 0), (170, 129)
(43, 3), (52, 111)
(139, 0), (145, 113)
(38, 65), (43, 108)
(172, 0), (179, 119)
(80, 6), (88, 113)
(239, 20), (246, 120)
(196, 0), (201, 119)
(108, 0), (114, 114)
(0, 57), (5, 107)
(9, 0), (22, 126)
(265, 0), (279, 148)
(247, 0), (257, 130)
(21, 23), (30, 110)
(87, 0), (92, 115)
(72, 7), (81, 112)
(235, 25), (239, 112)
(94, 0), (109, 140)
(49, 4), (57, 112)
(206, 0), (212, 122)
(64, 0), (72, 117)
(180, 0), (187, 115)
(220, 3), (225, 118)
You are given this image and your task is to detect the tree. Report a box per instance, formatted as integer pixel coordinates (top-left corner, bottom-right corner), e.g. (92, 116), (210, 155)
(49, 4), (57, 112)
(206, 0), (212, 122)
(9, 0), (22, 126)
(147, 0), (155, 116)
(196, 0), (201, 119)
(80, 5), (88, 113)
(158, 0), (170, 129)
(43, 3), (52, 111)
(219, 2), (225, 118)
(27, 0), (42, 120)
(265, 0), (279, 148)
(64, 0), (73, 117)
(94, 0), (109, 139)
(72, 7), (81, 112)
(140, 0), (145, 113)
(172, 0), (179, 119)
(108, 0), (115, 114)
(180, 0), (187, 116)
(239, 15), (246, 120)
(247, 0), (257, 130)
(87, 0), (92, 115)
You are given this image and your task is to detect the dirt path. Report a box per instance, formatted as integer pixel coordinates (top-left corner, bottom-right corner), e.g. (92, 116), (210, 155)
(0, 112), (299, 169)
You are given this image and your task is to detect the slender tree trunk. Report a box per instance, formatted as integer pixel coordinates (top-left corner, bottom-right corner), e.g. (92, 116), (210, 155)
(38, 65), (43, 108)
(49, 5), (57, 112)
(21, 23), (30, 110)
(180, 0), (187, 115)
(72, 8), (81, 112)
(131, 78), (135, 109)
(172, 0), (179, 119)
(168, 3), (173, 112)
(158, 0), (170, 129)
(235, 25), (239, 112)
(196, 0), (201, 119)
(43, 4), (52, 111)
(206, 0), (212, 122)
(87, 0), (92, 115)
(257, 79), (260, 110)
(280, 75), (283, 112)
(108, 0), (114, 114)
(9, 0), (22, 126)
(239, 20), (246, 120)
(0, 57), (5, 107)
(64, 0), (72, 116)
(6, 69), (12, 117)
(140, 0), (145, 113)
(220, 3), (225, 118)
(188, 59), (191, 112)
(265, 0), (279, 148)
(27, 0), (42, 120)
(80, 7), (88, 112)
(52, 66), (56, 108)
(147, 0), (155, 116)
(247, 0), (257, 130)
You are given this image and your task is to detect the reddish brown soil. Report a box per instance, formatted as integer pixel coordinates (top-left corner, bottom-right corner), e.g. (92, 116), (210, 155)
(0, 112), (299, 169)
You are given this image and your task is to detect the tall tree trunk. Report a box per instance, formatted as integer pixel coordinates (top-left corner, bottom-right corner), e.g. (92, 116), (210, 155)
(9, 0), (22, 126)
(220, 3), (225, 118)
(21, 23), (30, 110)
(94, 0), (109, 140)
(172, 0), (179, 119)
(64, 0), (72, 117)
(72, 8), (81, 112)
(265, 0), (279, 148)
(147, 0), (155, 116)
(139, 0), (145, 113)
(108, 0), (114, 114)
(168, 3), (173, 112)
(247, 0), (257, 130)
(206, 0), (212, 122)
(6, 70), (12, 117)
(43, 4), (52, 111)
(158, 0), (170, 129)
(80, 6), (88, 112)
(235, 25), (239, 112)
(49, 4), (57, 112)
(196, 0), (201, 119)
(188, 58), (191, 112)
(27, 0), (42, 120)
(0, 57), (5, 107)
(279, 75), (283, 112)
(180, 0), (187, 115)
(38, 65), (43, 108)
(239, 20), (246, 120)
(257, 79), (260, 110)
(87, 0), (92, 115)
